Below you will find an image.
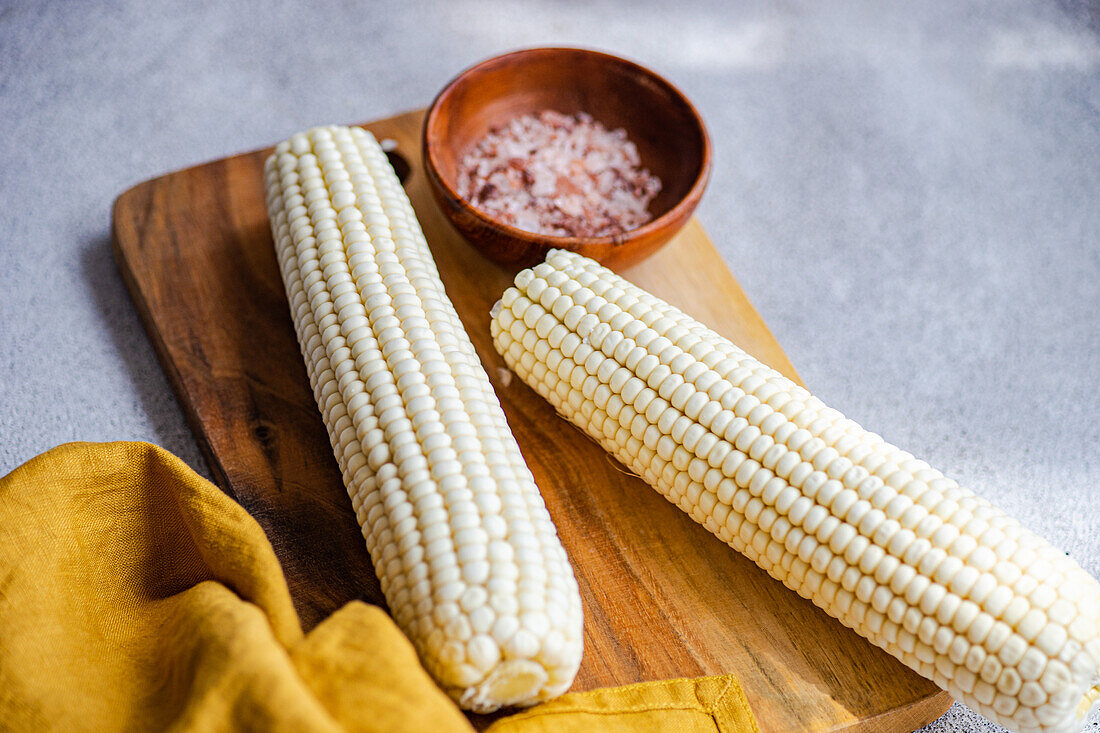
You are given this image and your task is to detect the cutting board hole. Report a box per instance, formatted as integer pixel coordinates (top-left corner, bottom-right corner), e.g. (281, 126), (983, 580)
(252, 422), (276, 447)
(380, 139), (411, 185)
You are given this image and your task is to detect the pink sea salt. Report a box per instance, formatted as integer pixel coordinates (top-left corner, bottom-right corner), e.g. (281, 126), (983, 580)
(457, 110), (662, 238)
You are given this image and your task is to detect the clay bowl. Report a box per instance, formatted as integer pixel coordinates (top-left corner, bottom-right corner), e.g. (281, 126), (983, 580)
(422, 47), (711, 269)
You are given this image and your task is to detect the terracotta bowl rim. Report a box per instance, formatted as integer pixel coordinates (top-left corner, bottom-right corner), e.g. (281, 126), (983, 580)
(422, 45), (712, 251)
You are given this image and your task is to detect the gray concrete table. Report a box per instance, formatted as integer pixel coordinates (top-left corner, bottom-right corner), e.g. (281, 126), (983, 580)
(1, 1), (1097, 730)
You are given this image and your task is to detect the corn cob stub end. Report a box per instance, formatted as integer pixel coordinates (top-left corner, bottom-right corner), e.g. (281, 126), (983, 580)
(460, 660), (549, 712)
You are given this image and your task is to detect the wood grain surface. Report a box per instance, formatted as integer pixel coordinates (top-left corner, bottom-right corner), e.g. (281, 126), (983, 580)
(111, 108), (952, 732)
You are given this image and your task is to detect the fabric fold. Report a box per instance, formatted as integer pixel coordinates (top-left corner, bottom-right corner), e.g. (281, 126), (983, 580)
(0, 441), (759, 733)
(484, 675), (759, 733)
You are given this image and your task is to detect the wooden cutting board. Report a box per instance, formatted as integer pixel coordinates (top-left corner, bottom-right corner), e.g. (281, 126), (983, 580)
(111, 109), (952, 732)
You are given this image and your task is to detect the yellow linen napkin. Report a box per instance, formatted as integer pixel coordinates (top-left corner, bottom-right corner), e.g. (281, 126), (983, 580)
(0, 441), (759, 733)
(485, 675), (758, 733)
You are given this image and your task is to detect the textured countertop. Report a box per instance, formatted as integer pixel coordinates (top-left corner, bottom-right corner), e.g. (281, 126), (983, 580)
(1, 1), (1097, 730)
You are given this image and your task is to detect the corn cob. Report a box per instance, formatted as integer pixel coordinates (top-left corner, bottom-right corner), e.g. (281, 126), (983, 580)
(263, 126), (583, 712)
(490, 249), (1100, 733)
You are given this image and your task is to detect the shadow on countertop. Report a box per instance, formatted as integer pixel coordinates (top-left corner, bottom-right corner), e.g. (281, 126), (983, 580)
(79, 233), (210, 479)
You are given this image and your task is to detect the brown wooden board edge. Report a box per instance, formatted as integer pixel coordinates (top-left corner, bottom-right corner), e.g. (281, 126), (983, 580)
(111, 187), (236, 495)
